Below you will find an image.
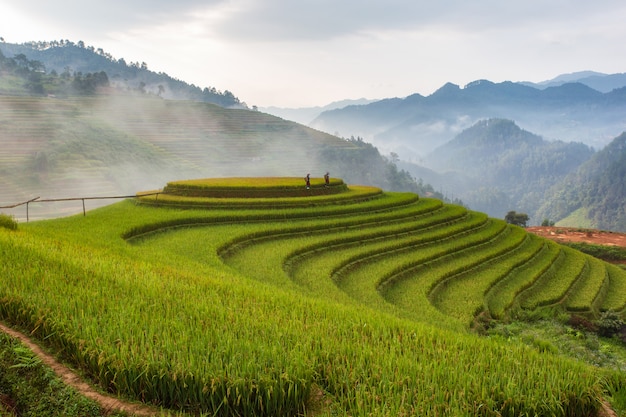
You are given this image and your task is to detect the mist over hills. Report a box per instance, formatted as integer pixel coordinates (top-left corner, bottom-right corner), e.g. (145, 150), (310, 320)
(398, 119), (595, 222)
(0, 41), (426, 220)
(397, 119), (626, 232)
(0, 93), (426, 221)
(311, 77), (626, 160)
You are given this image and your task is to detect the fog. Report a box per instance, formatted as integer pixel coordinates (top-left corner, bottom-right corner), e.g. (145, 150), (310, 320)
(0, 93), (332, 222)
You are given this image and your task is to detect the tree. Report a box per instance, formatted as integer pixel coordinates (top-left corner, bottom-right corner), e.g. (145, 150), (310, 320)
(505, 211), (529, 227)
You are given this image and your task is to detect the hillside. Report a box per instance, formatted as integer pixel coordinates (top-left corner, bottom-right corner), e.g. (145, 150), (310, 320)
(0, 93), (428, 221)
(311, 79), (626, 159)
(536, 132), (626, 232)
(0, 40), (244, 107)
(1, 178), (625, 415)
(399, 119), (595, 223)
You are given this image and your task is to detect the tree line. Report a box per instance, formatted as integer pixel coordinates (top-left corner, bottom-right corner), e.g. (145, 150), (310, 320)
(0, 40), (244, 108)
(0, 48), (109, 96)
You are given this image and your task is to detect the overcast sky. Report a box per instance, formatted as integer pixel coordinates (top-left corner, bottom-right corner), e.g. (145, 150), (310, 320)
(2, 0), (626, 107)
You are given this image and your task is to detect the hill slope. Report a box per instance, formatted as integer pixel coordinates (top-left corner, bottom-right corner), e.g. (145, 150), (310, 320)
(0, 40), (244, 107)
(536, 132), (626, 231)
(0, 94), (423, 220)
(399, 119), (594, 223)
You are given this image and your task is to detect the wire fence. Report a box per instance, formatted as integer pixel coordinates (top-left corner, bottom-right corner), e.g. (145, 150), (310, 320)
(0, 193), (161, 222)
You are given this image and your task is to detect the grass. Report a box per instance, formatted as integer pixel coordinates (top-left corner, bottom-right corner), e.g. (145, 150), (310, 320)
(0, 332), (127, 417)
(0, 180), (625, 416)
(0, 213), (18, 230)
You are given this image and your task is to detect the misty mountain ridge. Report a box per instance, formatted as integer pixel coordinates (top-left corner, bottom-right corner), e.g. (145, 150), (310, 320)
(311, 76), (626, 160)
(400, 119), (600, 226)
(522, 71), (626, 93)
(262, 72), (626, 131)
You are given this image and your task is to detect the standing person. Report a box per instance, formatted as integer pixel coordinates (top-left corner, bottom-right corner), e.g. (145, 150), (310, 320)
(305, 173), (311, 189)
(324, 172), (330, 187)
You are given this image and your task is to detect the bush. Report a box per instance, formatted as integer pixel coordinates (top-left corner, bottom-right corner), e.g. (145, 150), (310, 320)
(595, 310), (624, 338)
(0, 213), (17, 230)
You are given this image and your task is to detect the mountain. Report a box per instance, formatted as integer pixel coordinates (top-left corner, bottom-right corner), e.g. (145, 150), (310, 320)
(522, 71), (626, 93)
(260, 98), (376, 125)
(398, 119), (595, 222)
(311, 79), (626, 159)
(0, 40), (244, 107)
(536, 132), (626, 231)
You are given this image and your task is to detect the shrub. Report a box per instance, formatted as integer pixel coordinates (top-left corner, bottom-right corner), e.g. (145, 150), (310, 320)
(595, 310), (624, 338)
(0, 213), (17, 230)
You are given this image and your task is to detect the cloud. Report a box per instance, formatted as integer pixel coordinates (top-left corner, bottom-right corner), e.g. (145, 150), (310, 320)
(3, 0), (626, 107)
(199, 0), (626, 42)
(2, 0), (225, 35)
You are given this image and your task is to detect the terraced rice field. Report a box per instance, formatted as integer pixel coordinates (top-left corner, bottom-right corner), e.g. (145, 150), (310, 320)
(143, 178), (626, 325)
(1, 177), (624, 416)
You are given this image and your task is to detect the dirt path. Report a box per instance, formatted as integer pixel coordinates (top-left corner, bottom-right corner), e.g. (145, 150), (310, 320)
(0, 322), (167, 416)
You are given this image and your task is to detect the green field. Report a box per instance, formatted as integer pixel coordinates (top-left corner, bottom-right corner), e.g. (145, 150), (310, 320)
(1, 177), (625, 416)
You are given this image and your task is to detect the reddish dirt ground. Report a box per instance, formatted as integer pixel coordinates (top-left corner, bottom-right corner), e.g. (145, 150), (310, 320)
(526, 226), (626, 247)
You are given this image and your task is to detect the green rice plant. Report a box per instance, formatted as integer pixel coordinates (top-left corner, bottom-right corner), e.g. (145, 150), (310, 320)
(298, 215), (501, 328)
(378, 220), (509, 313)
(160, 177), (347, 198)
(601, 263), (626, 313)
(565, 256), (609, 315)
(138, 184), (379, 207)
(218, 196), (446, 259)
(129, 190), (421, 239)
(518, 247), (588, 310)
(431, 232), (545, 325)
(222, 201), (464, 299)
(485, 240), (562, 319)
(0, 185), (619, 417)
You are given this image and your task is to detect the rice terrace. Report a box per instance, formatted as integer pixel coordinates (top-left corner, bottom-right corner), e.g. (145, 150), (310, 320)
(1, 176), (626, 416)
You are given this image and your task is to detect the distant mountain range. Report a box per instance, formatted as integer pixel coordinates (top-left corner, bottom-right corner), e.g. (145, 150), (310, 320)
(521, 71), (626, 92)
(309, 77), (626, 160)
(262, 71), (626, 131)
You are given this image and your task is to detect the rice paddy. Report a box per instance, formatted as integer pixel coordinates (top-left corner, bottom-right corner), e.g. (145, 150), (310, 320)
(1, 176), (625, 416)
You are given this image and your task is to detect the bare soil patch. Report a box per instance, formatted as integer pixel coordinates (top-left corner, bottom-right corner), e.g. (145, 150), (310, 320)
(526, 226), (626, 247)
